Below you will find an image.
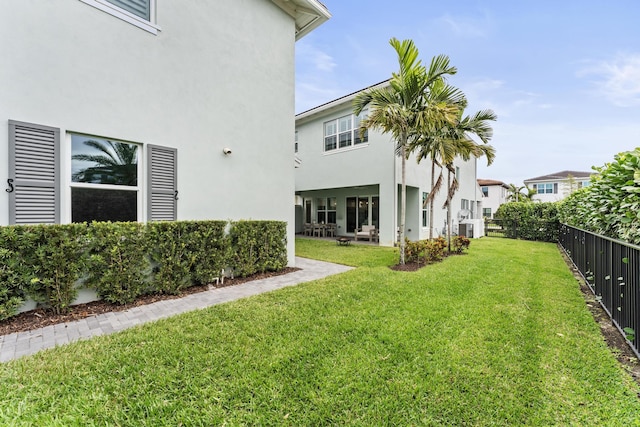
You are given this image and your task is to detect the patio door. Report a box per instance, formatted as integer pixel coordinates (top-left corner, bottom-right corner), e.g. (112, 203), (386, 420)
(305, 199), (311, 223)
(346, 196), (379, 233)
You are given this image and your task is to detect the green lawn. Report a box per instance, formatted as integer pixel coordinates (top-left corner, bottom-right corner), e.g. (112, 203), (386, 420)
(1, 238), (639, 426)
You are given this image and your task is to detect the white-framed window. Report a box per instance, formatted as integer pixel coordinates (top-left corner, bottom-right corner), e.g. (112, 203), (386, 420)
(461, 199), (470, 210)
(481, 186), (489, 197)
(316, 197), (336, 223)
(483, 208), (492, 218)
(294, 130), (298, 153)
(80, 0), (160, 34)
(422, 192), (429, 228)
(534, 183), (557, 194)
(7, 121), (176, 225)
(70, 133), (141, 223)
(324, 112), (368, 152)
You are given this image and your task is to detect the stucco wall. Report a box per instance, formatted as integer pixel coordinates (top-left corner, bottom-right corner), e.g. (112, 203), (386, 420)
(0, 0), (298, 264)
(295, 99), (484, 244)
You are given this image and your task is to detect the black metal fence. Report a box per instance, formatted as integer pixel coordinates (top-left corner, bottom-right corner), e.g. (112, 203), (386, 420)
(484, 218), (507, 237)
(558, 224), (640, 358)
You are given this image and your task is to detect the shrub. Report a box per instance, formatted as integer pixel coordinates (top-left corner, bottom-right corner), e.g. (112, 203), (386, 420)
(147, 222), (197, 294)
(86, 222), (151, 304)
(405, 239), (427, 263)
(425, 237), (447, 262)
(229, 221), (287, 277)
(186, 221), (230, 285)
(452, 236), (471, 254)
(496, 202), (559, 242)
(559, 148), (640, 244)
(0, 227), (30, 320)
(0, 219), (288, 320)
(22, 224), (89, 314)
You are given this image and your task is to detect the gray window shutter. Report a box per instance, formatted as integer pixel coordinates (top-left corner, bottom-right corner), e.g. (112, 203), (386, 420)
(106, 0), (150, 20)
(8, 120), (60, 225)
(147, 144), (177, 221)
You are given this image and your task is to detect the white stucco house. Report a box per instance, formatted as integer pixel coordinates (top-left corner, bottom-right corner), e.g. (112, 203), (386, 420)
(477, 179), (509, 218)
(294, 83), (486, 246)
(524, 170), (593, 202)
(1, 0), (330, 266)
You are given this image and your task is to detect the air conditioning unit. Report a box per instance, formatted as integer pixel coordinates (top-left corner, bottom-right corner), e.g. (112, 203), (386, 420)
(459, 223), (473, 238)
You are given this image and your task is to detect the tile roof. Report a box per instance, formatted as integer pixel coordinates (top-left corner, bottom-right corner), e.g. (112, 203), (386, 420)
(524, 170), (593, 182)
(477, 179), (508, 187)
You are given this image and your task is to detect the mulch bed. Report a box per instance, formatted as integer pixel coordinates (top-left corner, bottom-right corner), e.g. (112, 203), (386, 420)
(0, 268), (298, 336)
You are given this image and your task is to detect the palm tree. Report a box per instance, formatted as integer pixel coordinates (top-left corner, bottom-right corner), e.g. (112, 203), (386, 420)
(506, 184), (535, 202)
(411, 78), (467, 239)
(353, 38), (458, 264)
(440, 108), (496, 251)
(72, 139), (138, 185)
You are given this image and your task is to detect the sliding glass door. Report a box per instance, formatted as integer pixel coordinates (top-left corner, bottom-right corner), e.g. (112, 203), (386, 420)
(346, 196), (379, 233)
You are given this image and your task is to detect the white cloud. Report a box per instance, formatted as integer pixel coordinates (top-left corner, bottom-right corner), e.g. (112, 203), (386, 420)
(578, 53), (640, 107)
(296, 41), (336, 72)
(437, 13), (490, 38)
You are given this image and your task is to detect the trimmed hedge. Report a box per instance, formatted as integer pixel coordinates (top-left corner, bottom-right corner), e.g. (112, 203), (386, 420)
(230, 221), (288, 277)
(0, 220), (287, 320)
(495, 202), (559, 242)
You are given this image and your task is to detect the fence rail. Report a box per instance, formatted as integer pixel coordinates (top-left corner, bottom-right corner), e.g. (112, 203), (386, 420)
(558, 224), (640, 358)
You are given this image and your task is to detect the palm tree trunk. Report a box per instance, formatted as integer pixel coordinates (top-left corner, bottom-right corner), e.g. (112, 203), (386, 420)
(446, 168), (452, 253)
(399, 143), (407, 265)
(429, 160), (435, 239)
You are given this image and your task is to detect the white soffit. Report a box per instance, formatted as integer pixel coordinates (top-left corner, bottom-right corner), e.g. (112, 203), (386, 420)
(272, 0), (331, 40)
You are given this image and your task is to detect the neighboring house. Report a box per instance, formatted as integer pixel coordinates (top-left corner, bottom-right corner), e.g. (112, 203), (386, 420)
(524, 170), (593, 202)
(0, 0), (330, 266)
(294, 83), (485, 246)
(477, 179), (509, 218)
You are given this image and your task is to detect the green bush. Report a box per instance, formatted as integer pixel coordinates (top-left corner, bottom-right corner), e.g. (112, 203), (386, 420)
(229, 221), (287, 277)
(559, 148), (640, 244)
(0, 220), (288, 320)
(86, 222), (151, 304)
(496, 202), (559, 242)
(22, 224), (89, 314)
(452, 235), (470, 254)
(404, 237), (450, 264)
(186, 221), (230, 285)
(147, 222), (198, 294)
(405, 238), (427, 263)
(0, 227), (30, 320)
(425, 237), (447, 262)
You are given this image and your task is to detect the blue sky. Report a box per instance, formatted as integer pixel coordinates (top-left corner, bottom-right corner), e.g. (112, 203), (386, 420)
(295, 0), (640, 186)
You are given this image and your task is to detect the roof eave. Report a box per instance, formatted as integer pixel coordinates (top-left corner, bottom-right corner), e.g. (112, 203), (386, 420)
(272, 0), (331, 41)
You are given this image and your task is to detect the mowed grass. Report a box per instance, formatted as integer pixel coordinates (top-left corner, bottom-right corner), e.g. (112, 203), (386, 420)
(1, 238), (639, 426)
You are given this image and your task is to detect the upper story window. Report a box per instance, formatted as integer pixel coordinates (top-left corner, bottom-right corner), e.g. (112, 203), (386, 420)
(481, 186), (489, 197)
(80, 0), (159, 34)
(534, 183), (558, 194)
(324, 112), (368, 152)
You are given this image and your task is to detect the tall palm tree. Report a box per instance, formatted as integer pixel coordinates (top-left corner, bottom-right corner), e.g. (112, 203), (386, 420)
(72, 139), (138, 185)
(353, 38), (458, 264)
(444, 110), (496, 250)
(411, 78), (467, 239)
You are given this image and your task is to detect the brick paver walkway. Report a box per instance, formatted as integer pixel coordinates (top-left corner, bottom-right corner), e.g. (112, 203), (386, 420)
(0, 257), (352, 362)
